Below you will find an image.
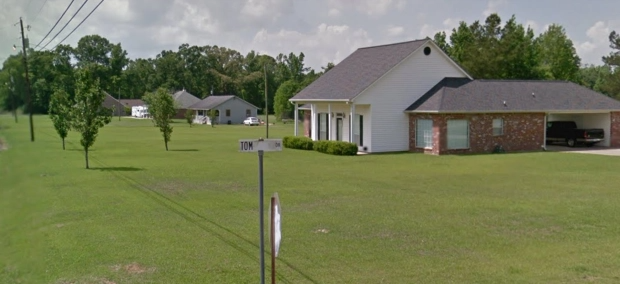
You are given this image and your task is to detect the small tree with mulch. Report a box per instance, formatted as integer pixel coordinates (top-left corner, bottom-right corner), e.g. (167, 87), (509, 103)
(144, 87), (177, 151)
(184, 109), (193, 128)
(71, 65), (113, 169)
(49, 88), (72, 150)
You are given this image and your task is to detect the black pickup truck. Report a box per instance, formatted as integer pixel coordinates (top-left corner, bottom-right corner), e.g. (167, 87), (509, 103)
(546, 121), (605, 147)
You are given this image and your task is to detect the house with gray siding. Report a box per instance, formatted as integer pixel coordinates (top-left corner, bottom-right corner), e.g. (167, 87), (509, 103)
(188, 95), (259, 125)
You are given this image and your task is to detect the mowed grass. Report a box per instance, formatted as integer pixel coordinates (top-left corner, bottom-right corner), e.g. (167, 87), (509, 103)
(2, 115), (620, 283)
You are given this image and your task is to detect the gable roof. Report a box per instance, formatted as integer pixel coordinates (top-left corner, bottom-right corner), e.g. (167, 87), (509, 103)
(120, 99), (145, 107)
(102, 91), (123, 108)
(406, 77), (620, 113)
(171, 90), (201, 108)
(188, 95), (259, 110)
(290, 39), (434, 101)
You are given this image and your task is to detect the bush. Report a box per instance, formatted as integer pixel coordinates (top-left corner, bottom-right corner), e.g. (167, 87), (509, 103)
(283, 136), (314, 150)
(313, 140), (358, 156)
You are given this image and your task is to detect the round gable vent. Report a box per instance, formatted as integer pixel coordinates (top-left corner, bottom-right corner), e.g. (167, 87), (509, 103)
(423, 46), (431, 56)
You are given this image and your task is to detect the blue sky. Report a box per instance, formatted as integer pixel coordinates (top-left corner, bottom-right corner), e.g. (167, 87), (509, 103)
(1, 0), (619, 70)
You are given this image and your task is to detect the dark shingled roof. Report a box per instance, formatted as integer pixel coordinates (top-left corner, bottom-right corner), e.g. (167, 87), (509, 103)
(120, 99), (145, 107)
(188, 95), (259, 110)
(290, 39), (430, 101)
(171, 90), (201, 108)
(406, 77), (620, 112)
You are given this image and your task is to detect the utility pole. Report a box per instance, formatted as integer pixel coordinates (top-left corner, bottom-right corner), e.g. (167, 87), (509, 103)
(19, 17), (34, 142)
(264, 64), (269, 138)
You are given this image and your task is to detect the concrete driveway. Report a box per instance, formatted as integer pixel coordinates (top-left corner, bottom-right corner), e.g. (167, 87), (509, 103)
(545, 145), (620, 156)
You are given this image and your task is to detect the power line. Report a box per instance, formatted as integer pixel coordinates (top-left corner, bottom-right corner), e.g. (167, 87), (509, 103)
(50, 0), (104, 50)
(32, 0), (50, 23)
(38, 0), (90, 50)
(33, 0), (75, 49)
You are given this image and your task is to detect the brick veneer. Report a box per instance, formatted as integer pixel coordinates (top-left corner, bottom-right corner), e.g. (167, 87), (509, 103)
(611, 112), (620, 147)
(409, 113), (546, 155)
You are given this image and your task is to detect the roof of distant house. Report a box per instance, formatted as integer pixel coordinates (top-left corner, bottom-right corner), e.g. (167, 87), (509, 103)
(406, 77), (620, 113)
(188, 95), (259, 110)
(119, 99), (145, 107)
(290, 39), (433, 101)
(171, 90), (201, 108)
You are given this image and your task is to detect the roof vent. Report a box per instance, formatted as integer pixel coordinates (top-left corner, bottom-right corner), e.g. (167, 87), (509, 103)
(503, 101), (507, 107)
(532, 92), (535, 97)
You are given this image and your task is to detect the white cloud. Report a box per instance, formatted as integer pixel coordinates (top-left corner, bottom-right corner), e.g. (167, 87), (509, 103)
(386, 25), (404, 37)
(328, 8), (341, 17)
(328, 0), (406, 17)
(418, 18), (461, 39)
(241, 0), (292, 21)
(251, 23), (372, 69)
(575, 20), (620, 65)
(483, 0), (506, 17)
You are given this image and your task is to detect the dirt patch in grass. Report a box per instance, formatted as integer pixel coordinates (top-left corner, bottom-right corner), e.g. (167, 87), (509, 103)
(0, 138), (7, 151)
(110, 263), (156, 275)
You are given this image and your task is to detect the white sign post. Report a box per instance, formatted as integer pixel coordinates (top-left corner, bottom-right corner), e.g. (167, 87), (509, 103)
(239, 138), (282, 284)
(270, 192), (281, 284)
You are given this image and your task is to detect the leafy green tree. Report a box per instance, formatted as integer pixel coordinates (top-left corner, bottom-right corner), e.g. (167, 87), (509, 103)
(602, 31), (620, 98)
(435, 14), (545, 80)
(71, 65), (113, 169)
(578, 64), (611, 95)
(185, 108), (194, 127)
(49, 89), (72, 149)
(535, 24), (581, 82)
(144, 87), (177, 150)
(274, 80), (300, 121)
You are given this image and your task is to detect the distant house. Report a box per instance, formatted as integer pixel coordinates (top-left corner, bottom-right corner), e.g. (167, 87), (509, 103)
(290, 39), (620, 155)
(188, 95), (259, 125)
(102, 91), (124, 116)
(120, 99), (146, 108)
(170, 90), (201, 119)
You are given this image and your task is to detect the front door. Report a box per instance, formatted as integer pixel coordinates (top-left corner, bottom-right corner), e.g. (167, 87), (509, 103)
(336, 118), (343, 141)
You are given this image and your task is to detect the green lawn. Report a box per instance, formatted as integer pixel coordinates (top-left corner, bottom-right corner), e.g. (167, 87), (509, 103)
(2, 114), (620, 283)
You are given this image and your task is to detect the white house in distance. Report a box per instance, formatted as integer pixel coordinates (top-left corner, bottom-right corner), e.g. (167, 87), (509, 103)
(289, 39), (620, 155)
(188, 95), (259, 125)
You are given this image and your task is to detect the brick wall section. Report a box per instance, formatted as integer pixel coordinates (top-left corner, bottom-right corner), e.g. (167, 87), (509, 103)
(303, 110), (311, 137)
(611, 112), (620, 147)
(409, 113), (545, 155)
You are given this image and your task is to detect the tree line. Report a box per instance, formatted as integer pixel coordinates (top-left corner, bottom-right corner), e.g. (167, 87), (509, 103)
(0, 34), (327, 120)
(433, 14), (620, 97)
(2, 13), (620, 121)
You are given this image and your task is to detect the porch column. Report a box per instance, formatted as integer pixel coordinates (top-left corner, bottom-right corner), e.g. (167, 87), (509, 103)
(311, 104), (317, 140)
(327, 103), (332, 140)
(350, 103), (356, 143)
(543, 113), (547, 149)
(294, 103), (299, 136)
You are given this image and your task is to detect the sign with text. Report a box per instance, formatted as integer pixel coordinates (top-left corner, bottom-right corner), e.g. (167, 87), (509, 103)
(239, 139), (283, 152)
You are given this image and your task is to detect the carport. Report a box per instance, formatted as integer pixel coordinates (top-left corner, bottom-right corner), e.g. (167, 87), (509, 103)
(546, 111), (612, 147)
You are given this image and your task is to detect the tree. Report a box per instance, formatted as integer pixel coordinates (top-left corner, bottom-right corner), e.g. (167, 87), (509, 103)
(435, 14), (545, 80)
(49, 89), (72, 150)
(535, 24), (581, 82)
(71, 65), (112, 169)
(602, 31), (620, 98)
(578, 64), (611, 95)
(208, 109), (217, 127)
(144, 87), (177, 150)
(274, 80), (300, 121)
(185, 108), (193, 127)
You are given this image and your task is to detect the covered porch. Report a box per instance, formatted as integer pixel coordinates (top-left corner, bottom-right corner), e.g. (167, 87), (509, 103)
(292, 101), (371, 152)
(190, 109), (221, 125)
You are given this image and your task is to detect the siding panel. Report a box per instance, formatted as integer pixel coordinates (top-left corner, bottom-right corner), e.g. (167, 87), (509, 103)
(355, 44), (468, 152)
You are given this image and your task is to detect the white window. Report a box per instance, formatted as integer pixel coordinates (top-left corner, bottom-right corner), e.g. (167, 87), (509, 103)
(493, 118), (503, 136)
(416, 119), (433, 149)
(447, 120), (469, 149)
